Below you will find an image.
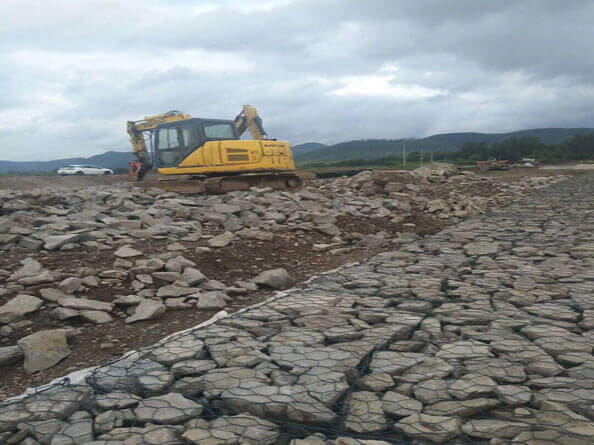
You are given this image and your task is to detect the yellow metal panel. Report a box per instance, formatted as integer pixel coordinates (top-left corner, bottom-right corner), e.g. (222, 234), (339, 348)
(158, 140), (295, 176)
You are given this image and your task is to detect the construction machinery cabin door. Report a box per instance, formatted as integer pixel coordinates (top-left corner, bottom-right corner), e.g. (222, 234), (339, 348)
(154, 123), (199, 168)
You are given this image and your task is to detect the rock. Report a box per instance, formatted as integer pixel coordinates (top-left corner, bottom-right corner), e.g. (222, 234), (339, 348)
(252, 268), (293, 289)
(156, 285), (196, 298)
(17, 329), (71, 373)
(396, 413), (461, 443)
(58, 297), (114, 312)
(171, 360), (217, 377)
(436, 340), (493, 359)
(17, 269), (55, 286)
(381, 391), (423, 417)
(461, 419), (531, 439)
(237, 227), (274, 241)
(427, 199), (449, 213)
(448, 373), (497, 399)
(138, 370), (175, 396)
(113, 294), (145, 306)
(424, 398), (500, 417)
(95, 392), (142, 410)
(195, 292), (227, 310)
(126, 300), (166, 323)
(356, 372), (394, 392)
(414, 378), (451, 404)
(51, 418), (93, 444)
(38, 288), (70, 302)
(369, 351), (426, 375)
(58, 277), (81, 294)
(0, 346), (23, 366)
(9, 257), (43, 281)
(43, 233), (81, 250)
(296, 367), (350, 406)
(50, 307), (80, 321)
(181, 268), (207, 286)
(220, 383), (337, 425)
(134, 392), (202, 424)
(0, 294), (44, 323)
(114, 245), (143, 258)
(80, 310), (113, 324)
(495, 385), (532, 405)
(356, 234), (390, 248)
(344, 391), (387, 433)
(208, 231), (234, 248)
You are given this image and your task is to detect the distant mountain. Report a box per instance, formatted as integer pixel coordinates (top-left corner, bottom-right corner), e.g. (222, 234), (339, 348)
(0, 151), (136, 174)
(292, 142), (327, 153)
(295, 128), (594, 164)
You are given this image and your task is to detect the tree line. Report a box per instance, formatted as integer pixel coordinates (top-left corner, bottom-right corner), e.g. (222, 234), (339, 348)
(300, 132), (594, 167)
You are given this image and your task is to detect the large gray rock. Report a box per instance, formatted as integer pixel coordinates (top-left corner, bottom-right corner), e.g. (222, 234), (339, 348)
(114, 245), (143, 258)
(134, 392), (203, 424)
(195, 292), (227, 310)
(461, 419), (531, 439)
(252, 268), (293, 289)
(344, 391), (388, 433)
(0, 345), (23, 366)
(80, 310), (113, 324)
(43, 233), (81, 250)
(17, 329), (71, 373)
(381, 391), (423, 417)
(396, 413), (461, 443)
(220, 382), (338, 425)
(58, 297), (114, 312)
(9, 257), (43, 281)
(58, 277), (82, 294)
(181, 267), (207, 285)
(0, 294), (44, 323)
(126, 300), (166, 323)
(208, 231), (234, 248)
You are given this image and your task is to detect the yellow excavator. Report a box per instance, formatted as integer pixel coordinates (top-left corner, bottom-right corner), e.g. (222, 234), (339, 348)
(127, 105), (302, 193)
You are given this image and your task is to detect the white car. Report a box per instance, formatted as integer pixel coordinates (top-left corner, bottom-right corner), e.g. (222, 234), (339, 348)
(57, 165), (114, 175)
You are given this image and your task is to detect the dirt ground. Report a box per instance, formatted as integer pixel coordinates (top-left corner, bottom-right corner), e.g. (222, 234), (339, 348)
(0, 167), (580, 398)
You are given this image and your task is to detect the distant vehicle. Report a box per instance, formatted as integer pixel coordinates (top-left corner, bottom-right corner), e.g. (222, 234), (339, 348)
(57, 165), (113, 175)
(476, 159), (510, 171)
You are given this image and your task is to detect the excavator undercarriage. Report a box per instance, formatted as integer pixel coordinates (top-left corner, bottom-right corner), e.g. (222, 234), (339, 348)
(155, 171), (304, 194)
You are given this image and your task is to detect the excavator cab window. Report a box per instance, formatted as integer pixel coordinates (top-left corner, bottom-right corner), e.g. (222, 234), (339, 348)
(155, 126), (183, 167)
(203, 122), (236, 139)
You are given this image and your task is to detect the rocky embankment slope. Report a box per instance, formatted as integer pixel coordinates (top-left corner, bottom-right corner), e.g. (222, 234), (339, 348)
(0, 166), (569, 399)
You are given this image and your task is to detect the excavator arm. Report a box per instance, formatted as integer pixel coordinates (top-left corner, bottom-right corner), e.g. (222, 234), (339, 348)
(233, 105), (268, 140)
(127, 111), (191, 180)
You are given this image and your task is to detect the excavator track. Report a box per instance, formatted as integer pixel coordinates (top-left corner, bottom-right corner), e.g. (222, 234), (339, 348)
(154, 171), (309, 194)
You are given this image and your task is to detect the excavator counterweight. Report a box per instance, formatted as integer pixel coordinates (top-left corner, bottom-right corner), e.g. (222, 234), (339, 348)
(126, 105), (304, 193)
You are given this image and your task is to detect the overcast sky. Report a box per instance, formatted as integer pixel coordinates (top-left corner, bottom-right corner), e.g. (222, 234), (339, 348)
(1, 0), (593, 161)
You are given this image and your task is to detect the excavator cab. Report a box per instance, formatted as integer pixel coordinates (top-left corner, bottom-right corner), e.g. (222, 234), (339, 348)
(153, 118), (239, 168)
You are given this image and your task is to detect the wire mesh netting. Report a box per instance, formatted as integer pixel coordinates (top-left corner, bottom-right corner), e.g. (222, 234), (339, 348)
(0, 176), (593, 444)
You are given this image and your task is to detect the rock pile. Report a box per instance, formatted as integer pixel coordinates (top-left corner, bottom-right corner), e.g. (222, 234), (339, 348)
(0, 166), (567, 255)
(0, 168), (570, 378)
(0, 173), (591, 443)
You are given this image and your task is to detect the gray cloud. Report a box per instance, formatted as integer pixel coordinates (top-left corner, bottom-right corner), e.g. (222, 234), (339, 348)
(1, 0), (593, 161)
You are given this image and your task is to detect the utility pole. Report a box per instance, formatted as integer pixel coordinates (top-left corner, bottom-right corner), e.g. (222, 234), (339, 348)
(430, 151), (433, 163)
(402, 142), (407, 168)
